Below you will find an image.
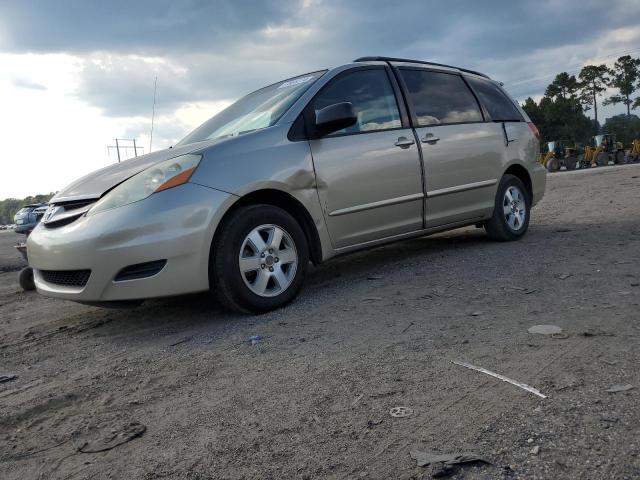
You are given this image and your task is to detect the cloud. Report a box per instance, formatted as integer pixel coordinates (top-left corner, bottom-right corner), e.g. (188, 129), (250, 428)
(12, 77), (47, 90)
(3, 0), (640, 124)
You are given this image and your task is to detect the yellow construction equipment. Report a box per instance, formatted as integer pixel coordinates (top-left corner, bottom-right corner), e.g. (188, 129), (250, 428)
(580, 134), (625, 167)
(539, 141), (579, 172)
(627, 139), (640, 163)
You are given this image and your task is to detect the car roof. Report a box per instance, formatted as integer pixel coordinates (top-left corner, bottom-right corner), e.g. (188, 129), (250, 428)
(353, 56), (491, 80)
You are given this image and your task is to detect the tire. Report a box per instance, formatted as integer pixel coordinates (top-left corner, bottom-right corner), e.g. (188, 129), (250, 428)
(615, 151), (625, 164)
(564, 156), (577, 171)
(18, 267), (35, 291)
(211, 205), (309, 314)
(596, 152), (608, 167)
(546, 158), (560, 172)
(485, 174), (531, 242)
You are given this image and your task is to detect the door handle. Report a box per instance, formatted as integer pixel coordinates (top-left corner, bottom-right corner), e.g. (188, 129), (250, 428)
(394, 136), (415, 149)
(421, 134), (440, 144)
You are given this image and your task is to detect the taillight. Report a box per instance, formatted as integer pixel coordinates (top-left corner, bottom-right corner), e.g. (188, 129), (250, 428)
(527, 122), (540, 140)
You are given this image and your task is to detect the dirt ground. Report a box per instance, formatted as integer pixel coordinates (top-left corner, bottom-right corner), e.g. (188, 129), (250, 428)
(1, 164), (639, 480)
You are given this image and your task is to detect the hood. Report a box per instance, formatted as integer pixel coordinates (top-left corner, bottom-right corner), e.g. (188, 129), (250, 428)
(51, 139), (218, 203)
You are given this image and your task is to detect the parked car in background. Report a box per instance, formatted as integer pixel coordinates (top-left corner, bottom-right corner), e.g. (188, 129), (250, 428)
(28, 56), (545, 313)
(14, 204), (48, 234)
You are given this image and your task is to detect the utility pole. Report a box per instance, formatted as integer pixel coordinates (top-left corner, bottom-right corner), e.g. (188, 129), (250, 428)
(107, 139), (144, 162)
(150, 75), (158, 153)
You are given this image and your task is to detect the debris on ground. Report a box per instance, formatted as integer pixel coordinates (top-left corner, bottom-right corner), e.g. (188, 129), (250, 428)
(530, 445), (540, 455)
(389, 406), (413, 418)
(581, 328), (615, 337)
(77, 422), (146, 453)
(401, 322), (414, 333)
(169, 336), (192, 347)
(470, 311), (483, 316)
(558, 274), (573, 280)
(248, 335), (262, 345)
(600, 358), (618, 366)
(362, 296), (383, 302)
(452, 360), (547, 399)
(351, 394), (364, 407)
(366, 419), (383, 428)
(410, 449), (491, 478)
(606, 384), (633, 393)
(528, 325), (563, 335)
(0, 374), (18, 383)
(601, 415), (619, 423)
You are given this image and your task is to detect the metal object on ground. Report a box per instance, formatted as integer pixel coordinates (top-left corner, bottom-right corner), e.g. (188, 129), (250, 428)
(389, 406), (413, 417)
(452, 360), (547, 399)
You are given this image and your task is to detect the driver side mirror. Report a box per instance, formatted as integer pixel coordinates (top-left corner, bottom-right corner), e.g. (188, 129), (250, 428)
(314, 102), (357, 137)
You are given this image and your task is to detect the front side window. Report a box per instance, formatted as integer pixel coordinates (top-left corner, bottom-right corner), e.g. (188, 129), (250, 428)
(312, 69), (402, 136)
(466, 76), (523, 122)
(399, 69), (483, 126)
(177, 71), (325, 146)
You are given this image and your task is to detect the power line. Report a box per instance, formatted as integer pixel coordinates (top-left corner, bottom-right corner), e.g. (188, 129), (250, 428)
(107, 139), (144, 163)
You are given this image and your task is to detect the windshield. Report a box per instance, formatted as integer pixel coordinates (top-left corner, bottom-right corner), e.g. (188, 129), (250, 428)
(177, 70), (326, 146)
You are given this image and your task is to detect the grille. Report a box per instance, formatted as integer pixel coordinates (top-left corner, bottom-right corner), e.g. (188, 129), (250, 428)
(43, 199), (97, 229)
(40, 269), (91, 287)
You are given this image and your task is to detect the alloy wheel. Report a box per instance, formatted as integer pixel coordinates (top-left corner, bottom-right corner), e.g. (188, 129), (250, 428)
(503, 186), (526, 231)
(238, 224), (298, 298)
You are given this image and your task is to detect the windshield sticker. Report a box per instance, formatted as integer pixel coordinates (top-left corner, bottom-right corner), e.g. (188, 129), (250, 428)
(278, 76), (314, 89)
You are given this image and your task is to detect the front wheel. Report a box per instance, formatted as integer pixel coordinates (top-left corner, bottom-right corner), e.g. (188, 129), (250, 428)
(18, 267), (35, 291)
(485, 175), (531, 242)
(211, 205), (309, 314)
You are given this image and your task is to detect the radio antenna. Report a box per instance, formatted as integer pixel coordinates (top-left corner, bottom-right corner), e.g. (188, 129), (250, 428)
(149, 75), (158, 153)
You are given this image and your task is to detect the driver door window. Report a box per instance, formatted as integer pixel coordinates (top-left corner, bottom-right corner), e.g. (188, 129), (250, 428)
(312, 69), (402, 136)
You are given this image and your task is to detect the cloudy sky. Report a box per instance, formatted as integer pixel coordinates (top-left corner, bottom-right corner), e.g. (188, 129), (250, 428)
(1, 0), (639, 199)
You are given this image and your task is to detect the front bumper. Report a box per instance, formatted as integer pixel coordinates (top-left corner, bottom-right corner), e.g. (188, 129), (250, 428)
(27, 183), (235, 302)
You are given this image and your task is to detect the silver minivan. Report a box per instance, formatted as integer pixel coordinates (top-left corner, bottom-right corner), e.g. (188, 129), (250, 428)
(28, 56), (546, 313)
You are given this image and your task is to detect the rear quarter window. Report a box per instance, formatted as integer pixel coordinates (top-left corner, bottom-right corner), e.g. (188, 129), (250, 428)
(466, 76), (522, 122)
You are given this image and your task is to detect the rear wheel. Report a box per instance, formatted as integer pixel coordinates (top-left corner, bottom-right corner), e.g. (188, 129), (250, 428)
(211, 205), (309, 314)
(615, 150), (625, 164)
(485, 175), (530, 242)
(546, 158), (560, 172)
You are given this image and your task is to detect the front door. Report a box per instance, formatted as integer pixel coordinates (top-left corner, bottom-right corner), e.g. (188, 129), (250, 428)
(308, 68), (424, 248)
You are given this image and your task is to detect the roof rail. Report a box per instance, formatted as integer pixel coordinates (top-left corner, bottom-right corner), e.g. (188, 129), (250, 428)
(353, 56), (490, 79)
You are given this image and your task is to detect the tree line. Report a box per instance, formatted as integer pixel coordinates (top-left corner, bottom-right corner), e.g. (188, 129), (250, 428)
(0, 194), (54, 225)
(522, 55), (640, 145)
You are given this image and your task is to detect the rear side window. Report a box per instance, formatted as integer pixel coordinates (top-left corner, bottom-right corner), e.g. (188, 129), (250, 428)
(466, 76), (522, 122)
(312, 69), (402, 135)
(399, 69), (483, 126)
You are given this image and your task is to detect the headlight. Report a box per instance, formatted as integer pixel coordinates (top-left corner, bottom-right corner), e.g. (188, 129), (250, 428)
(88, 154), (201, 215)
